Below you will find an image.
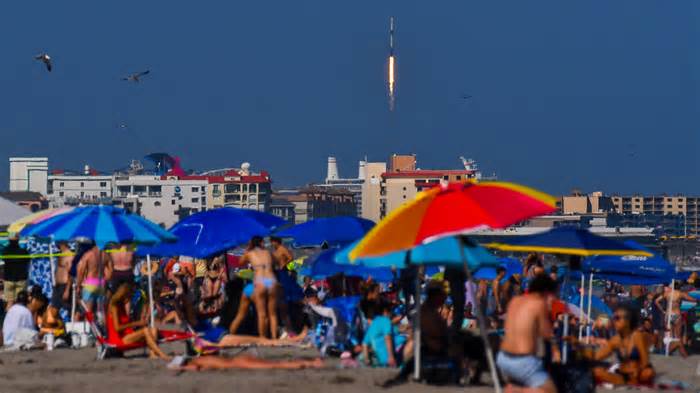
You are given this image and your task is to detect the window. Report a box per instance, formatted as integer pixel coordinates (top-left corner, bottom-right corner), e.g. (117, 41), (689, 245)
(634, 205), (640, 209)
(402, 187), (406, 191)
(171, 199), (176, 205)
(80, 191), (85, 197)
(213, 185), (220, 193)
(59, 192), (64, 197)
(456, 176), (462, 180)
(192, 187), (199, 192)
(443, 175), (449, 180)
(100, 192), (107, 197)
(59, 182), (65, 187)
(154, 201), (161, 207)
(192, 198), (199, 203)
(250, 184), (257, 193)
(80, 182), (84, 187)
(133, 185), (146, 196)
(403, 195), (406, 199)
(100, 182), (107, 188)
(667, 205), (673, 209)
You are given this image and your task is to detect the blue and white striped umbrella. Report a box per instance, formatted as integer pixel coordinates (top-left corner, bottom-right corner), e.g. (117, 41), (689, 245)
(20, 205), (177, 249)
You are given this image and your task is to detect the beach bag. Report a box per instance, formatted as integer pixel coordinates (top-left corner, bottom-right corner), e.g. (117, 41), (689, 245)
(549, 363), (594, 393)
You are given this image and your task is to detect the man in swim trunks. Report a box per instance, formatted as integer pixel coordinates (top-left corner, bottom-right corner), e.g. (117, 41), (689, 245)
(497, 274), (558, 393)
(77, 244), (111, 313)
(107, 243), (135, 292)
(51, 242), (73, 311)
(270, 237), (293, 271)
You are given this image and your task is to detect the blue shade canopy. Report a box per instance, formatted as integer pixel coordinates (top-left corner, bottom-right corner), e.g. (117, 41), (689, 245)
(487, 226), (653, 257)
(307, 248), (395, 282)
(136, 207), (286, 258)
(336, 236), (500, 271)
(583, 241), (675, 285)
(20, 205), (176, 249)
(473, 258), (523, 281)
(275, 216), (375, 248)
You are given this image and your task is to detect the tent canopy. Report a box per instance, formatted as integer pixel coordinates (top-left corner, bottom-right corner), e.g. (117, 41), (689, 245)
(0, 197), (31, 228)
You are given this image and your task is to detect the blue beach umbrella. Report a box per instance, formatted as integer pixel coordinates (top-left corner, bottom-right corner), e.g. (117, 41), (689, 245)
(307, 248), (395, 282)
(137, 207), (286, 258)
(583, 241), (674, 285)
(473, 258), (523, 281)
(21, 205), (176, 249)
(275, 216), (375, 248)
(486, 226), (653, 257)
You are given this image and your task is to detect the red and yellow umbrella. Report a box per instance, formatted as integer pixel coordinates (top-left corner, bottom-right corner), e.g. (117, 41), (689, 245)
(349, 181), (557, 260)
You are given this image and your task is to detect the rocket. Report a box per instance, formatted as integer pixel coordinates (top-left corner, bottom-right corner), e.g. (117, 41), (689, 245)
(388, 16), (396, 111)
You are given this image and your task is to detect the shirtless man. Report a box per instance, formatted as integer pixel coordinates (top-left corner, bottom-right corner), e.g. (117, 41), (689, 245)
(497, 274), (558, 393)
(77, 244), (111, 313)
(270, 237), (293, 271)
(108, 243), (135, 291)
(492, 267), (506, 315)
(655, 281), (697, 357)
(240, 236), (279, 338)
(51, 242), (73, 311)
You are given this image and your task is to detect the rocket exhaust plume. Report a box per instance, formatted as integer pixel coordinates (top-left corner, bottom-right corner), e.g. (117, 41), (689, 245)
(388, 16), (396, 111)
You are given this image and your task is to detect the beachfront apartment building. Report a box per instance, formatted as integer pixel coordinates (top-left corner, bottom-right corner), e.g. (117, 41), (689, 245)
(610, 195), (700, 236)
(205, 164), (272, 212)
(361, 154), (480, 222)
(47, 166), (113, 206)
(112, 175), (208, 228)
(9, 157), (48, 195)
(272, 187), (356, 224)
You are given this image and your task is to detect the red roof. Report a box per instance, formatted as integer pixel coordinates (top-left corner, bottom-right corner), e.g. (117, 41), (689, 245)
(382, 169), (476, 179)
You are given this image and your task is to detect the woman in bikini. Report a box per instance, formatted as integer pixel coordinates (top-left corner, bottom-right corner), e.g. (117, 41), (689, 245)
(107, 282), (170, 360)
(240, 236), (279, 338)
(585, 305), (655, 386)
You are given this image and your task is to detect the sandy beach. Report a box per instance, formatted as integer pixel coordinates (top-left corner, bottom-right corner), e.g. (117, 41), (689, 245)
(0, 343), (698, 393)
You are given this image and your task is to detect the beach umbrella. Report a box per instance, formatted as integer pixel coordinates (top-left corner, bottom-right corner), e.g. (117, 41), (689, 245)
(8, 207), (76, 235)
(20, 205), (177, 328)
(136, 207), (286, 258)
(0, 196), (34, 228)
(472, 258), (523, 281)
(20, 205), (176, 248)
(582, 241), (674, 285)
(307, 248), (395, 282)
(349, 181), (556, 260)
(485, 226), (653, 257)
(336, 236), (499, 270)
(275, 216), (375, 248)
(348, 181), (555, 390)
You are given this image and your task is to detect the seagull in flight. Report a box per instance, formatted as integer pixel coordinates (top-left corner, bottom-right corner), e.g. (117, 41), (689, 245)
(34, 53), (52, 72)
(122, 70), (150, 83)
(461, 94), (473, 100)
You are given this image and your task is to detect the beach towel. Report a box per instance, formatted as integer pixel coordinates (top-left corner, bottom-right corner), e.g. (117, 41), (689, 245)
(27, 238), (58, 301)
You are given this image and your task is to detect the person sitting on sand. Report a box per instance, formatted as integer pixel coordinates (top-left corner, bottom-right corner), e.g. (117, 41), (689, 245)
(168, 354), (323, 371)
(362, 300), (412, 368)
(2, 291), (36, 348)
(583, 304), (655, 386)
(37, 301), (66, 340)
(497, 274), (558, 393)
(107, 282), (170, 360)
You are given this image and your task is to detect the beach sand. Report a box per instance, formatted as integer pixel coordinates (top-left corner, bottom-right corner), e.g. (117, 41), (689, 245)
(0, 344), (698, 393)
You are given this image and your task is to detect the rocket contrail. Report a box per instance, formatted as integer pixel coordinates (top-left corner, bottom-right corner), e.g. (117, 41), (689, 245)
(388, 16), (396, 111)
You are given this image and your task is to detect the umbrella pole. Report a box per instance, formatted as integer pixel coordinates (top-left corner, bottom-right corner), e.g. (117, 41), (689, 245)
(71, 282), (76, 324)
(562, 313), (569, 365)
(147, 254), (155, 328)
(665, 279), (674, 356)
(412, 253), (421, 381)
(578, 274), (585, 340)
(586, 273), (594, 344)
(49, 236), (56, 288)
(459, 237), (501, 393)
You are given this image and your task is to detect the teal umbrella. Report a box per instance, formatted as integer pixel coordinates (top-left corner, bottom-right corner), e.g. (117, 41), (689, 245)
(335, 235), (499, 270)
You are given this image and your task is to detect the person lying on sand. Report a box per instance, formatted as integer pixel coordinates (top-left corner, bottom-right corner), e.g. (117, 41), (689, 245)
(196, 326), (309, 350)
(168, 354), (323, 371)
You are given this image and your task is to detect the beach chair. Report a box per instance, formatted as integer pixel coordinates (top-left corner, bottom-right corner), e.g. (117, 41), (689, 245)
(82, 307), (194, 360)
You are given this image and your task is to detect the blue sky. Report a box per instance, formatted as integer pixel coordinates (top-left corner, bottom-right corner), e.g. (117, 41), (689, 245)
(1, 1), (697, 195)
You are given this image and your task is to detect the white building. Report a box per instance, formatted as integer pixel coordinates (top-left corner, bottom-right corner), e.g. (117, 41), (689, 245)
(113, 175), (208, 228)
(47, 165), (113, 207)
(9, 157), (49, 195)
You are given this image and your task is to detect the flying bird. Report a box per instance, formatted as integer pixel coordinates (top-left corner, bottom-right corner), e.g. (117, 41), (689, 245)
(461, 94), (473, 100)
(122, 70), (150, 83)
(34, 53), (52, 72)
